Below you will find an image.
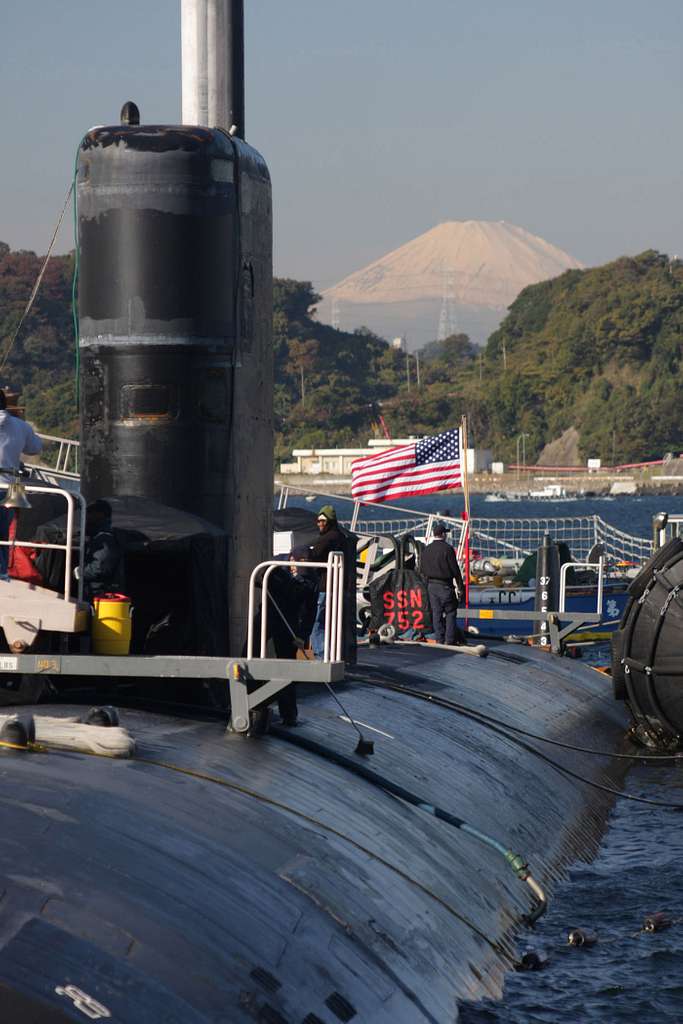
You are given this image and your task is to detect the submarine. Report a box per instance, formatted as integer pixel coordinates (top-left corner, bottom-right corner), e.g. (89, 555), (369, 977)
(0, 2), (660, 1020)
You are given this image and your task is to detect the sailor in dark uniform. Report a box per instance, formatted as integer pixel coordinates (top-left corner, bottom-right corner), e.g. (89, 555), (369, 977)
(419, 522), (465, 646)
(78, 500), (123, 601)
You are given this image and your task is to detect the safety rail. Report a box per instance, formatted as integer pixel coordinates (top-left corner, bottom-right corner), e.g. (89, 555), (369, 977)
(352, 516), (431, 537)
(467, 516), (599, 561)
(276, 485), (290, 510)
(470, 515), (651, 566)
(352, 514), (652, 569)
(652, 513), (683, 550)
(35, 434), (80, 476)
(247, 552), (345, 663)
(0, 484), (86, 602)
(593, 517), (653, 565)
(559, 558), (605, 615)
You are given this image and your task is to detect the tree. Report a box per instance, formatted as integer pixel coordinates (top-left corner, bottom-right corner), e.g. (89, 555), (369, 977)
(287, 338), (319, 407)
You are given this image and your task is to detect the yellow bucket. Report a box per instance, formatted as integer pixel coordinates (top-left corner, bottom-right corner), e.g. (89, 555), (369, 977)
(92, 593), (132, 656)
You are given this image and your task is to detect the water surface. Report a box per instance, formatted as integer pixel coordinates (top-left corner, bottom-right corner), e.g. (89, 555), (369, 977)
(459, 762), (683, 1023)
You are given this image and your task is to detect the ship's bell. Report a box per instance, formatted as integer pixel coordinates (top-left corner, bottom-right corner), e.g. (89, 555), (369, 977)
(2, 482), (31, 509)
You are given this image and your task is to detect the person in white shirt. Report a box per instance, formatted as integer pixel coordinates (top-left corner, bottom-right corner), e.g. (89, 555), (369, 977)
(0, 390), (42, 578)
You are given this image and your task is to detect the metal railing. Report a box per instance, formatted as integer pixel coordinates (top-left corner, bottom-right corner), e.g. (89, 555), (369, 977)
(276, 485), (290, 510)
(354, 514), (650, 568)
(0, 484), (86, 602)
(467, 516), (599, 561)
(351, 516), (431, 536)
(593, 517), (653, 565)
(247, 552), (344, 663)
(35, 433), (80, 476)
(559, 558), (605, 615)
(652, 513), (683, 550)
(460, 515), (652, 566)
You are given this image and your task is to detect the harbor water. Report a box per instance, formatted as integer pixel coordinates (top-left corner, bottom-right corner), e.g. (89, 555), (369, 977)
(459, 761), (683, 1024)
(282, 491), (683, 1022)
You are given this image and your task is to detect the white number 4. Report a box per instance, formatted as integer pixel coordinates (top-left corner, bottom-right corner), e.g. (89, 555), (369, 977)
(55, 985), (111, 1020)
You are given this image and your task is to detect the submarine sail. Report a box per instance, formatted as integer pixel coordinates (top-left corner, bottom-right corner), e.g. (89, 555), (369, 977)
(76, 8), (272, 651)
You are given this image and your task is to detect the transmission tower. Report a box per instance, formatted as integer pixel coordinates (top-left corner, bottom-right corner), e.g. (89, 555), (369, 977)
(437, 265), (457, 342)
(331, 298), (341, 331)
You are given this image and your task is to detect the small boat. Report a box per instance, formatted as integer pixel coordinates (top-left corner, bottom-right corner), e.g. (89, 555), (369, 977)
(484, 491), (524, 502)
(526, 483), (578, 500)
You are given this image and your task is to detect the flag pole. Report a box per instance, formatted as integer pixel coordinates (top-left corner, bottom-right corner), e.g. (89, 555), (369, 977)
(460, 415), (471, 613)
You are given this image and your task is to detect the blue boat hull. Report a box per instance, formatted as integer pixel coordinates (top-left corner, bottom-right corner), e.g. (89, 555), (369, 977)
(465, 584), (629, 638)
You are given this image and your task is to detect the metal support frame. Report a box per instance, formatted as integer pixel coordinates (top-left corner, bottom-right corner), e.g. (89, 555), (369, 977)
(228, 666), (304, 734)
(0, 652), (343, 682)
(0, 650), (342, 738)
(0, 653), (343, 743)
(456, 608), (601, 624)
(456, 607), (602, 654)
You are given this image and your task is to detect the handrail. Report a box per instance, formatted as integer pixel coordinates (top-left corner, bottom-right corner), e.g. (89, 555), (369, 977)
(277, 485), (289, 510)
(0, 484), (86, 601)
(247, 552), (345, 662)
(559, 557), (605, 615)
(35, 433), (80, 475)
(36, 433), (81, 446)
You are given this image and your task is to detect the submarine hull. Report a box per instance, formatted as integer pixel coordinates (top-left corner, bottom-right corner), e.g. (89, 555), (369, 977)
(0, 644), (627, 1021)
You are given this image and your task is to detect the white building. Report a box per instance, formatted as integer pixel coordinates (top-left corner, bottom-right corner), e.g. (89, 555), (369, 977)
(279, 438), (493, 478)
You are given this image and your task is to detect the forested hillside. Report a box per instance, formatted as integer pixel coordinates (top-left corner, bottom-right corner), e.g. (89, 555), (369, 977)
(274, 251), (683, 464)
(481, 250), (683, 463)
(0, 243), (77, 436)
(1, 242), (680, 465)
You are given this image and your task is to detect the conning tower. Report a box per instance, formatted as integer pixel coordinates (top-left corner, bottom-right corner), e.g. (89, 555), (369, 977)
(76, 0), (272, 651)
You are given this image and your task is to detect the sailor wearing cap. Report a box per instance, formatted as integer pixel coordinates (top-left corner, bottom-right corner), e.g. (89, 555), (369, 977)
(309, 505), (343, 658)
(419, 522), (465, 646)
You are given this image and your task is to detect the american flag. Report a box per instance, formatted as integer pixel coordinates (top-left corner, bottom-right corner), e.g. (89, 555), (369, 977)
(351, 428), (463, 503)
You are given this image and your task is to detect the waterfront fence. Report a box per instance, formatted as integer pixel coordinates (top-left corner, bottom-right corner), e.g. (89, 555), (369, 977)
(348, 513), (653, 568)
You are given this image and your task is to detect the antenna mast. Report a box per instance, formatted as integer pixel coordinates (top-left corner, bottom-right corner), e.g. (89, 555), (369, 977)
(437, 264), (458, 341)
(181, 0), (245, 137)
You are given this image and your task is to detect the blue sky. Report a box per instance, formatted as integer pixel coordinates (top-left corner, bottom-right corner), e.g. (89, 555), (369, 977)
(2, 0), (681, 287)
